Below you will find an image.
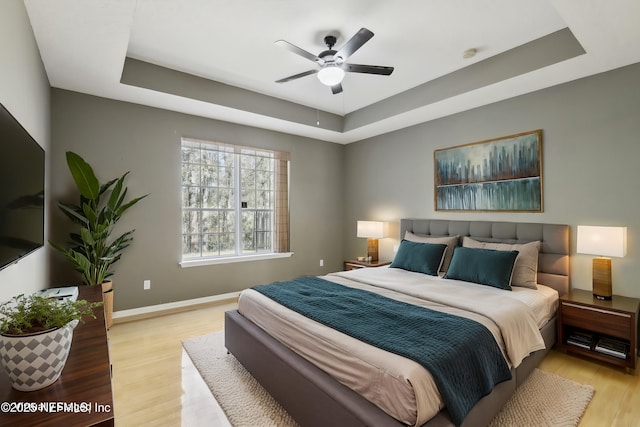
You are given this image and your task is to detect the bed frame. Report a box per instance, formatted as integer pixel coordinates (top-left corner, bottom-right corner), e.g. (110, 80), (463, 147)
(225, 219), (570, 427)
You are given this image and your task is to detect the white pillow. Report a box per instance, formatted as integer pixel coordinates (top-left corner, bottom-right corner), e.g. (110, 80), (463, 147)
(404, 231), (459, 273)
(462, 237), (541, 289)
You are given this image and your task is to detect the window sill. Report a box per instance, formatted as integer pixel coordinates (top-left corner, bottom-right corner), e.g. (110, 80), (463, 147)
(180, 252), (294, 268)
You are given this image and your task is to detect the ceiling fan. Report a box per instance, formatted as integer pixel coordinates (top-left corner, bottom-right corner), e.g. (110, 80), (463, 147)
(275, 28), (394, 94)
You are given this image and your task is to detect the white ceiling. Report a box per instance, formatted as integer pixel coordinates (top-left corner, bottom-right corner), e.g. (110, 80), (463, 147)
(24, 0), (640, 143)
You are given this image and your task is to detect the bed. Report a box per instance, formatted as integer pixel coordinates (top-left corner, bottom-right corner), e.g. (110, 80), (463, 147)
(225, 219), (570, 427)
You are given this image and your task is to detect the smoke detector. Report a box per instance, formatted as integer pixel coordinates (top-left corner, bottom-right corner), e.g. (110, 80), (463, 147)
(463, 48), (477, 59)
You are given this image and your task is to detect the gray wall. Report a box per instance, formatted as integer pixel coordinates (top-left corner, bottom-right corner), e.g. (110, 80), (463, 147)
(344, 63), (640, 298)
(50, 90), (345, 311)
(0, 0), (50, 302)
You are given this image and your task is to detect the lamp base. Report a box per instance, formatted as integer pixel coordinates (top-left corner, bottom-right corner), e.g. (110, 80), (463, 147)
(366, 238), (379, 262)
(592, 257), (612, 300)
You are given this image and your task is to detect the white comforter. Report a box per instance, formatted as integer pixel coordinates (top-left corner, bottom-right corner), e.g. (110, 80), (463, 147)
(238, 267), (555, 426)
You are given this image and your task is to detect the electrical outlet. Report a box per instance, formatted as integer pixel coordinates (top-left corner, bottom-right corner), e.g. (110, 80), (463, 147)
(320, 259), (324, 267)
(144, 280), (151, 290)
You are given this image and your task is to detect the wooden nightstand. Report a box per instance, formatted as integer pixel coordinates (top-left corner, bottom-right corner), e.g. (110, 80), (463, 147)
(557, 288), (639, 371)
(344, 259), (391, 271)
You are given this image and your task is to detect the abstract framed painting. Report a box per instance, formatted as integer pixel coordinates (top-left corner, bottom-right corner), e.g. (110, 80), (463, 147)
(434, 130), (543, 212)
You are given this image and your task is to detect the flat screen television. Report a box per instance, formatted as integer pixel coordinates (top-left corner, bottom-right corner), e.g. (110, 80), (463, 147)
(0, 102), (45, 271)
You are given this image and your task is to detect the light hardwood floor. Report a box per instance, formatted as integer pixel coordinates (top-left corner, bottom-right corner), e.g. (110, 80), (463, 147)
(109, 301), (640, 426)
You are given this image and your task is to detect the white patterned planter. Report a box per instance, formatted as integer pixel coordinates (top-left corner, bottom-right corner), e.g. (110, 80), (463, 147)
(0, 319), (78, 391)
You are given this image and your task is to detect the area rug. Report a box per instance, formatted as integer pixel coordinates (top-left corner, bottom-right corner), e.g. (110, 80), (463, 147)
(182, 331), (594, 427)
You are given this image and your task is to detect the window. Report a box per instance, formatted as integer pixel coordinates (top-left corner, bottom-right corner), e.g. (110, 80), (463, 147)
(181, 138), (290, 263)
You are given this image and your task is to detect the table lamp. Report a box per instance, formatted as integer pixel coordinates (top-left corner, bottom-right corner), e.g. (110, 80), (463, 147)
(576, 225), (627, 300)
(357, 221), (387, 262)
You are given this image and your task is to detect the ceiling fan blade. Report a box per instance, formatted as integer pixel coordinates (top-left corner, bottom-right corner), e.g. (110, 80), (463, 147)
(331, 83), (343, 95)
(336, 28), (374, 60)
(275, 40), (324, 65)
(345, 64), (394, 75)
(275, 69), (318, 83)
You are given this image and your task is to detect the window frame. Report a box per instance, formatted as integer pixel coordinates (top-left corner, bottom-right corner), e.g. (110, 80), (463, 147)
(179, 138), (292, 266)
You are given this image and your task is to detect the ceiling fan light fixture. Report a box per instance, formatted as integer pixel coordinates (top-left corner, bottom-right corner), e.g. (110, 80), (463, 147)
(317, 65), (345, 86)
(276, 28), (392, 94)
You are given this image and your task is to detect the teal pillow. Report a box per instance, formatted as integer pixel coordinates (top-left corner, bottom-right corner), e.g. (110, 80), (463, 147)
(444, 247), (519, 290)
(390, 240), (447, 276)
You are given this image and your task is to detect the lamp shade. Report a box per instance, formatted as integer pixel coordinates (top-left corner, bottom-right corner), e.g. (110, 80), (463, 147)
(576, 225), (627, 257)
(357, 221), (387, 239)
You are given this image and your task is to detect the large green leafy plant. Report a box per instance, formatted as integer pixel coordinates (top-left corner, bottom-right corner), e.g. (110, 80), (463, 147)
(50, 152), (148, 286)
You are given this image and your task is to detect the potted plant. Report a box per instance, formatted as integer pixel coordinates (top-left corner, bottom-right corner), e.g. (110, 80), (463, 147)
(0, 294), (100, 391)
(50, 151), (148, 328)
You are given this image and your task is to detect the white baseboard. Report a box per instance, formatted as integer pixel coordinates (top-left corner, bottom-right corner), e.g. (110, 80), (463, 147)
(112, 291), (241, 322)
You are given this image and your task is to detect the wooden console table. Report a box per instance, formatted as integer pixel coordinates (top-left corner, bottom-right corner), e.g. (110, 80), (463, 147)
(0, 285), (114, 426)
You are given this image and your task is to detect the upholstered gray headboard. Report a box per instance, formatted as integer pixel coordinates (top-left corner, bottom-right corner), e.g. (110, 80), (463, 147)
(400, 219), (570, 296)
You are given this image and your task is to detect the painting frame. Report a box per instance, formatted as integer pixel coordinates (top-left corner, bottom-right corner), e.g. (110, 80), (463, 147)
(434, 130), (543, 212)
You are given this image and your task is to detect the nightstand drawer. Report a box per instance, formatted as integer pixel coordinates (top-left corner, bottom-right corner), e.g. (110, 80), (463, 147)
(561, 302), (632, 340)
